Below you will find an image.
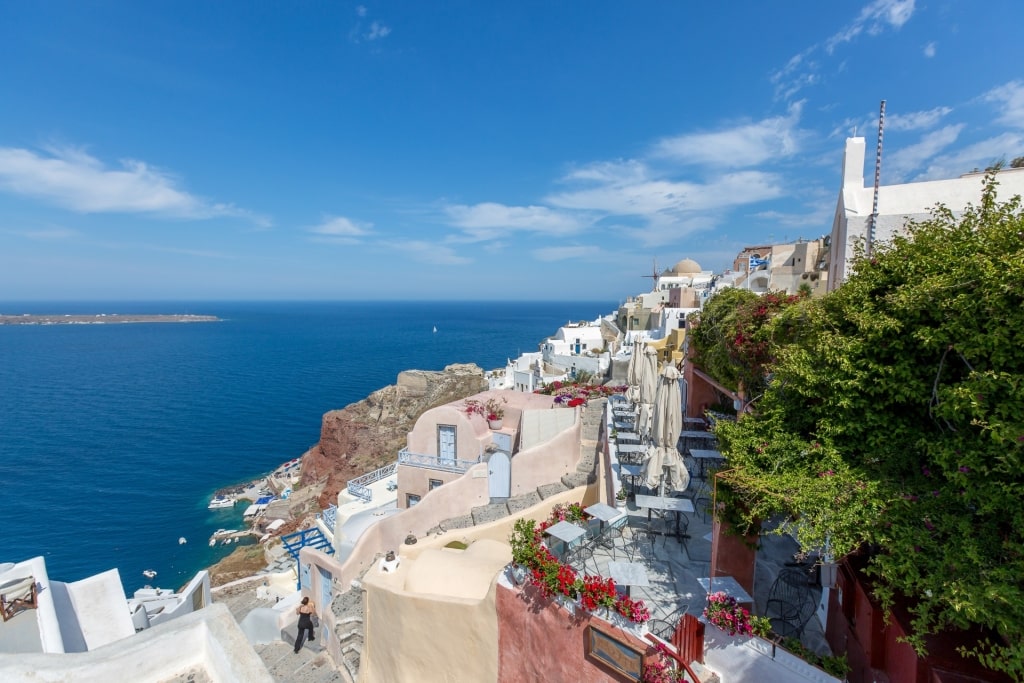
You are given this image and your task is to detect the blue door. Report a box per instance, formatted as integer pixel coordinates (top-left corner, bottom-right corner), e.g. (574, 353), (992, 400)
(438, 425), (456, 467)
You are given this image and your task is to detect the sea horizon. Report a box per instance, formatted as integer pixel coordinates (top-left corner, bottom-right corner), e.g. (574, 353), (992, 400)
(0, 299), (616, 593)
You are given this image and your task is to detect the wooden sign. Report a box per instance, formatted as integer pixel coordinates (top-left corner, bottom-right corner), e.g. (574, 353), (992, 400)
(584, 624), (643, 681)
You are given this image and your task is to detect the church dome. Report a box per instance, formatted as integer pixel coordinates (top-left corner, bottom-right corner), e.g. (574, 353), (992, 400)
(672, 258), (702, 275)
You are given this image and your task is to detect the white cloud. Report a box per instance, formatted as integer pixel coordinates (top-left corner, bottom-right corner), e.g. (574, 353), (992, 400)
(532, 245), (601, 262)
(622, 215), (716, 248)
(307, 219), (372, 242)
(753, 203), (833, 229)
(0, 146), (266, 224)
(914, 132), (1024, 180)
(772, 0), (915, 100)
(382, 240), (471, 265)
(884, 106), (953, 132)
(826, 0), (915, 54)
(355, 5), (367, 17)
(923, 41), (936, 58)
(983, 81), (1024, 129)
(653, 102), (805, 167)
(548, 169), (784, 216)
(445, 202), (586, 241)
(888, 124), (964, 179)
(366, 21), (391, 40)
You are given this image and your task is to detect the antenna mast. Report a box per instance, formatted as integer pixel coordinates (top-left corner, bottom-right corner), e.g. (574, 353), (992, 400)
(867, 99), (886, 259)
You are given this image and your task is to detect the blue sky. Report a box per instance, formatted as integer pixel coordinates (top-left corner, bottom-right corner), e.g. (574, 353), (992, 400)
(1, 1), (1022, 301)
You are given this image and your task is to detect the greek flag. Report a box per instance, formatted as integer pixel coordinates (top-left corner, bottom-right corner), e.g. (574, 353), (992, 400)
(748, 256), (769, 270)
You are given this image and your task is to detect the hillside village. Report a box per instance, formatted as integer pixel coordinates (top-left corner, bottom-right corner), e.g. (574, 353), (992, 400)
(3, 137), (1023, 683)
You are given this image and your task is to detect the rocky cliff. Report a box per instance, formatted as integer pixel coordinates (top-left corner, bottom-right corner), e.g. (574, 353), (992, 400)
(300, 363), (489, 509)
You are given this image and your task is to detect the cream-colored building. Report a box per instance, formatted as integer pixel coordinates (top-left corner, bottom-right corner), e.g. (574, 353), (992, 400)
(829, 136), (1024, 290)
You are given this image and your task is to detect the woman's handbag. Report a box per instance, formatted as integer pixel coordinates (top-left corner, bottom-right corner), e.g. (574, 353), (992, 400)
(311, 614), (320, 628)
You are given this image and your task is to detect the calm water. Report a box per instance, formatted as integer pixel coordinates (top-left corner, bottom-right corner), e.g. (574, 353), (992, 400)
(0, 300), (613, 591)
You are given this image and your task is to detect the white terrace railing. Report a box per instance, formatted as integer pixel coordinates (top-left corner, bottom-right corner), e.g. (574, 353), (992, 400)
(316, 503), (337, 531)
(346, 462), (398, 502)
(397, 447), (481, 475)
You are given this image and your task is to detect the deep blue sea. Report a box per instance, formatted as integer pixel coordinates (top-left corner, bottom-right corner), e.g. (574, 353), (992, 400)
(0, 300), (613, 592)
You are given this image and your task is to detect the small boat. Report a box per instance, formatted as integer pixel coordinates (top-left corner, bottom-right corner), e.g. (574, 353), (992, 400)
(142, 569), (157, 579)
(433, 325), (437, 333)
(178, 537), (187, 545)
(208, 495), (234, 509)
(209, 528), (238, 546)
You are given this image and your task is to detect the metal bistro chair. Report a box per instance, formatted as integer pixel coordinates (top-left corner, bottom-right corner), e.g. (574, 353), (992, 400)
(765, 567), (817, 640)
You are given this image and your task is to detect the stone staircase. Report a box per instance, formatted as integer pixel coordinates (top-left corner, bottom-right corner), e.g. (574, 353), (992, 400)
(253, 638), (344, 683)
(329, 580), (366, 682)
(254, 399), (607, 682)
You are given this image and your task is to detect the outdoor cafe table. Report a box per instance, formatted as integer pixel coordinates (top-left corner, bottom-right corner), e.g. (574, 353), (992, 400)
(614, 420), (636, 431)
(543, 521), (587, 561)
(634, 494), (694, 543)
(689, 448), (726, 479)
(697, 576), (753, 606)
(585, 503), (624, 544)
(619, 463), (643, 494)
(683, 416), (707, 428)
(607, 561), (649, 598)
(616, 442), (647, 456)
(679, 430), (716, 452)
(614, 430), (640, 443)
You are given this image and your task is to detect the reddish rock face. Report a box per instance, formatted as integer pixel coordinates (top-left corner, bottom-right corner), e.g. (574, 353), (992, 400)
(298, 364), (489, 510)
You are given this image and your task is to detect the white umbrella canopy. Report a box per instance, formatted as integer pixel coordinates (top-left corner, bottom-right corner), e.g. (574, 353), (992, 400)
(637, 345), (659, 439)
(642, 365), (689, 492)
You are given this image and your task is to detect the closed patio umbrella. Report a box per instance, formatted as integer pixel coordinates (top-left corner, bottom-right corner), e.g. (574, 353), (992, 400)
(637, 345), (658, 440)
(642, 364), (688, 493)
(626, 338), (643, 404)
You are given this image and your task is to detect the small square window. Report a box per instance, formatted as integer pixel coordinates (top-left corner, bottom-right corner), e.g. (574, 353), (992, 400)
(428, 479), (443, 491)
(407, 493), (421, 507)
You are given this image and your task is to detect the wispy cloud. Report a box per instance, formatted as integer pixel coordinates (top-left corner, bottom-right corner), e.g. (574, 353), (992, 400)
(444, 202), (587, 241)
(884, 106), (953, 132)
(350, 6), (391, 43)
(0, 146), (267, 225)
(382, 240), (471, 265)
(912, 132), (1023, 181)
(548, 168), (784, 216)
(366, 22), (391, 41)
(983, 81), (1024, 129)
(825, 0), (915, 54)
(923, 41), (936, 58)
(532, 245), (602, 262)
(308, 215), (372, 244)
(888, 124), (965, 179)
(653, 101), (805, 167)
(772, 0), (916, 101)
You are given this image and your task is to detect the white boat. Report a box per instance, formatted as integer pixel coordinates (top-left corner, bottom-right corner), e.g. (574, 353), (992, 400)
(142, 569), (157, 579)
(178, 537), (187, 545)
(209, 528), (238, 546)
(208, 495), (234, 509)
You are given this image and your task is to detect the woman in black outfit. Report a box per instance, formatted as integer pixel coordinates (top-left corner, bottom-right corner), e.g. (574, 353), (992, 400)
(293, 596), (316, 653)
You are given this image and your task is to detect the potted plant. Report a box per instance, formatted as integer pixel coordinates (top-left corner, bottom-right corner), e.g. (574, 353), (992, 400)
(616, 487), (628, 509)
(465, 396), (508, 429)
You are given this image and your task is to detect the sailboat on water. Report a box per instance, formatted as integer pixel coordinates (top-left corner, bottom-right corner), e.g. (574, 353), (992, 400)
(433, 325), (437, 333)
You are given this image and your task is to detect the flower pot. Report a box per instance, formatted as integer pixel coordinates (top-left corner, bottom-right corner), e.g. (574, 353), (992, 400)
(488, 418), (503, 430)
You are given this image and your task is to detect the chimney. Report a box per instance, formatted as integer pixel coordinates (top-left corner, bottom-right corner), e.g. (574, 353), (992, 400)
(842, 137), (866, 189)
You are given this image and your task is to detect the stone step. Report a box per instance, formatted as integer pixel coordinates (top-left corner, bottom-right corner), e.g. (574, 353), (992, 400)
(282, 627), (324, 654)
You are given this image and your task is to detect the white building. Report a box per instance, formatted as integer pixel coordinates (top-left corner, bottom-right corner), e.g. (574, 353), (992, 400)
(829, 137), (1024, 290)
(539, 317), (614, 380)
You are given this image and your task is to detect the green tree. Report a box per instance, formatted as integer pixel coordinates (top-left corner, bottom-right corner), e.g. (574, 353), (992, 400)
(714, 176), (1024, 678)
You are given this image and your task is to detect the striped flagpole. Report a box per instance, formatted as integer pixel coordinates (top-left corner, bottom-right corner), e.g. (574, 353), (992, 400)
(868, 99), (886, 259)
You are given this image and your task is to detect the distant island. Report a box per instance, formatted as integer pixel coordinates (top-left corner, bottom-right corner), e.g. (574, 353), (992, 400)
(0, 313), (221, 325)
